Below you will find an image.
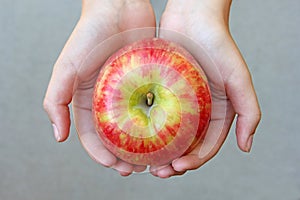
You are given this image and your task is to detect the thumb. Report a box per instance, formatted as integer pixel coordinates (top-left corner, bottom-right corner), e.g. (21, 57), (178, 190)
(43, 20), (87, 142)
(43, 61), (77, 142)
(227, 67), (261, 152)
(224, 37), (261, 152)
(43, 15), (101, 142)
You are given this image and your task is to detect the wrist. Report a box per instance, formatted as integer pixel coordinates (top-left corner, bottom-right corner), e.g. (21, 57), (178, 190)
(166, 0), (231, 15)
(165, 0), (231, 25)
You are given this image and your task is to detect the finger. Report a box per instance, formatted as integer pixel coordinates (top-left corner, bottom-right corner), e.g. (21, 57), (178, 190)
(172, 155), (202, 172)
(227, 70), (261, 152)
(224, 39), (261, 152)
(156, 165), (174, 178)
(43, 58), (76, 142)
(150, 165), (173, 178)
(149, 165), (167, 177)
(43, 19), (93, 142)
(157, 166), (186, 178)
(133, 165), (147, 173)
(149, 165), (184, 178)
(112, 160), (134, 176)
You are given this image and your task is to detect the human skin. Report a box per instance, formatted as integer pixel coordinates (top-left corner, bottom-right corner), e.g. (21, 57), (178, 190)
(43, 0), (156, 176)
(43, 0), (261, 178)
(149, 0), (261, 178)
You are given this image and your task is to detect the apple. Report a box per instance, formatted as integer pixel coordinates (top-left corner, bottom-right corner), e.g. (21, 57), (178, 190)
(93, 38), (211, 166)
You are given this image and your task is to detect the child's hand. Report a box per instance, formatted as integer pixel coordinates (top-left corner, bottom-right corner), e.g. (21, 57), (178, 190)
(43, 0), (155, 176)
(150, 0), (261, 178)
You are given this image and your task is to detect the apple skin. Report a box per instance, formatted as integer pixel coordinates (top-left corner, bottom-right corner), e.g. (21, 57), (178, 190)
(93, 38), (211, 166)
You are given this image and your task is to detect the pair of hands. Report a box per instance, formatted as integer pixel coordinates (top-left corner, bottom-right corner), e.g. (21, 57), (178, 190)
(43, 0), (261, 178)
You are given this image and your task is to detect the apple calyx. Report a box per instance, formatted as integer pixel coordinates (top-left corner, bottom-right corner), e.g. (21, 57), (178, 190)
(146, 92), (154, 107)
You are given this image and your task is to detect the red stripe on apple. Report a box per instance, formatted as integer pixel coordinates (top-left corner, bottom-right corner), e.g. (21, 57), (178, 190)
(93, 38), (211, 166)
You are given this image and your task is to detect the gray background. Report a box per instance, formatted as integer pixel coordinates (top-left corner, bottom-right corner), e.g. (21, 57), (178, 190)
(1, 0), (299, 199)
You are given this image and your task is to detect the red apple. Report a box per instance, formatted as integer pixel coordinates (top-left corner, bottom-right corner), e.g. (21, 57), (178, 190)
(93, 38), (211, 166)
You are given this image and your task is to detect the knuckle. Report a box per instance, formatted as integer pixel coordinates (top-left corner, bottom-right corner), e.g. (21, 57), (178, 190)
(43, 98), (51, 113)
(254, 109), (262, 123)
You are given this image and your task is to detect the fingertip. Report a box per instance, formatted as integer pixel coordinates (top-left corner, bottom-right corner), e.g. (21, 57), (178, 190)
(237, 137), (249, 153)
(149, 166), (159, 177)
(133, 165), (147, 173)
(157, 166), (173, 179)
(150, 165), (169, 177)
(44, 99), (71, 142)
(238, 133), (254, 153)
(55, 121), (71, 143)
(172, 159), (185, 172)
(156, 164), (187, 178)
(157, 173), (171, 179)
(112, 160), (134, 176)
(119, 171), (133, 177)
(236, 113), (261, 152)
(54, 120), (71, 143)
(172, 155), (202, 172)
(52, 123), (61, 142)
(150, 171), (158, 177)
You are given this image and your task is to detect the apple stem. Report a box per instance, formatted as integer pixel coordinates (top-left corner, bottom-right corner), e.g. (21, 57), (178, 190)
(146, 92), (154, 107)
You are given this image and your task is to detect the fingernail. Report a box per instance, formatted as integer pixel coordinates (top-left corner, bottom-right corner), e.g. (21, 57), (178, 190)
(52, 124), (61, 142)
(246, 135), (254, 152)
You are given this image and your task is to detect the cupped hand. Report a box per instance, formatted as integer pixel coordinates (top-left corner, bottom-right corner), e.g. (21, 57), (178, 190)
(43, 0), (156, 176)
(150, 0), (261, 178)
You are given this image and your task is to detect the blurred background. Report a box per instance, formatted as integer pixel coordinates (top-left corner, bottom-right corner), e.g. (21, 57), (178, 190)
(0, 0), (299, 199)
